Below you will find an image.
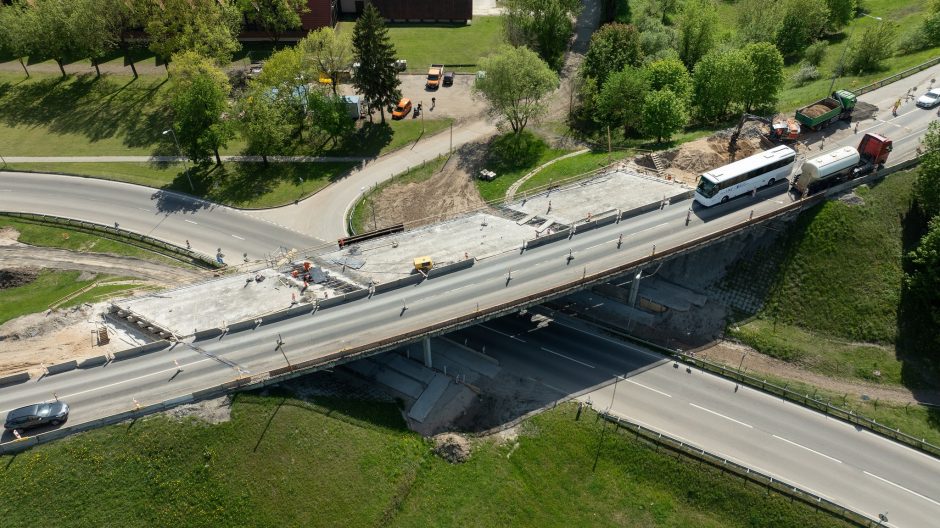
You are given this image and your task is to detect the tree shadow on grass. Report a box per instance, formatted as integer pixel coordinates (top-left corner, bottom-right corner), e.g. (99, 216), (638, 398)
(0, 73), (173, 153)
(327, 122), (394, 159)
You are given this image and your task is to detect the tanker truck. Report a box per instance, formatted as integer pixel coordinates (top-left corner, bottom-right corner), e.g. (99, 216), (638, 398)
(792, 133), (892, 195)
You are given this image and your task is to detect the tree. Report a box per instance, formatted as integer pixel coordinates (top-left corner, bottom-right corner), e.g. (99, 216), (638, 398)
(99, 0), (147, 78)
(301, 27), (353, 96)
(642, 88), (687, 143)
(844, 20), (899, 74)
(238, 86), (294, 165)
(636, 13), (678, 62)
(693, 49), (750, 123)
(736, 0), (783, 44)
(595, 66), (650, 134)
(71, 0), (116, 78)
(146, 0), (242, 67)
(825, 0), (856, 30)
(256, 46), (310, 133)
(169, 53), (234, 165)
(308, 91), (354, 149)
(643, 0), (680, 25)
(237, 0), (308, 44)
(0, 3), (32, 77)
(915, 121), (940, 219)
(904, 217), (940, 352)
(775, 0), (830, 59)
(352, 4), (401, 123)
(645, 57), (692, 102)
(740, 42), (784, 112)
(581, 23), (644, 87)
(505, 0), (582, 70)
(675, 0), (719, 69)
(24, 0), (81, 78)
(474, 46), (558, 135)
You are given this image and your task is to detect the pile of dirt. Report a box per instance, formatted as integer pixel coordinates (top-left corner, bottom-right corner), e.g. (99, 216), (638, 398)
(838, 191), (865, 207)
(164, 395), (232, 424)
(802, 103), (833, 119)
(663, 134), (764, 186)
(369, 152), (486, 230)
(0, 226), (21, 246)
(0, 268), (39, 289)
(432, 432), (472, 463)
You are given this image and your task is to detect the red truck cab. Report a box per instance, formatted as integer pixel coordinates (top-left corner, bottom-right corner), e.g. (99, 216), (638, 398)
(857, 133), (892, 168)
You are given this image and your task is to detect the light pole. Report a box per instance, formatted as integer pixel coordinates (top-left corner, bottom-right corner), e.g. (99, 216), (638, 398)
(163, 128), (194, 192)
(828, 13), (883, 95)
(0, 151), (6, 168)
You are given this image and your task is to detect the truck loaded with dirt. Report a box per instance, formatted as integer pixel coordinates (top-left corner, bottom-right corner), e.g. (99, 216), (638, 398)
(795, 90), (857, 130)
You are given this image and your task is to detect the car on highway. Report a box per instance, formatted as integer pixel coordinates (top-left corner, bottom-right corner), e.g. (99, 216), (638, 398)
(392, 98), (412, 119)
(916, 88), (940, 108)
(4, 402), (70, 431)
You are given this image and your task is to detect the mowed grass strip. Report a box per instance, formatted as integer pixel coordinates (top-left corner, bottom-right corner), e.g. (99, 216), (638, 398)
(0, 216), (194, 268)
(336, 16), (505, 73)
(0, 270), (137, 325)
(517, 149), (633, 196)
(0, 396), (852, 528)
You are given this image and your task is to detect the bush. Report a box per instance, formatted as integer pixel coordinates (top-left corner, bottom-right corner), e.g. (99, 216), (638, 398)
(844, 21), (898, 74)
(896, 27), (932, 55)
(791, 62), (820, 86)
(803, 40), (827, 66)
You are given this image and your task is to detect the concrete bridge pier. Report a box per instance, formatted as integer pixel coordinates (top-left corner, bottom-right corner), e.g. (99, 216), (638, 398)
(422, 336), (432, 368)
(628, 270), (643, 307)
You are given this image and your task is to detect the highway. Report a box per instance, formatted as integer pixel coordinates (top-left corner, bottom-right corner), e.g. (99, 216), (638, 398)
(456, 314), (940, 528)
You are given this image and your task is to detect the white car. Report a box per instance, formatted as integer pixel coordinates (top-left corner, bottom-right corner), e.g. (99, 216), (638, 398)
(916, 88), (940, 108)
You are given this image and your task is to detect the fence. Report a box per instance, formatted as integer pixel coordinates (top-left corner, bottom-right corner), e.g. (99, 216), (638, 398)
(852, 56), (940, 97)
(0, 212), (221, 269)
(600, 412), (882, 527)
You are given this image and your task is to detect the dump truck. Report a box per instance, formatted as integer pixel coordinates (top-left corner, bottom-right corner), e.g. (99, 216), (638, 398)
(795, 90), (857, 130)
(426, 64), (444, 89)
(792, 133), (892, 194)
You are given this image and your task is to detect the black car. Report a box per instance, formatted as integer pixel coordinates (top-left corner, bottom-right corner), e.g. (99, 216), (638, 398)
(4, 402), (69, 431)
(443, 71), (455, 87)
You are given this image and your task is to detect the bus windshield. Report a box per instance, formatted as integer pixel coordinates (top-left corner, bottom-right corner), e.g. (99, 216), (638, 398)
(696, 176), (718, 198)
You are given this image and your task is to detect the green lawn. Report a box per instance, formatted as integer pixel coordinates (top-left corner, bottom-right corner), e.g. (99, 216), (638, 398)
(0, 216), (194, 268)
(337, 17), (506, 73)
(475, 146), (571, 203)
(0, 395), (853, 528)
(0, 271), (139, 325)
(517, 150), (633, 196)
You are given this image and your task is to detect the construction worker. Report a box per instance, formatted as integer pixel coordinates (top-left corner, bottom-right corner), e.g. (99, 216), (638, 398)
(892, 99), (901, 116)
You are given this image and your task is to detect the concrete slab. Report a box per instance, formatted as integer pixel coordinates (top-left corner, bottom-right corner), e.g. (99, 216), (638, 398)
(407, 373), (451, 423)
(565, 291), (657, 326)
(638, 278), (707, 312)
(380, 353), (436, 384)
(316, 213), (533, 285)
(347, 358), (425, 399)
(435, 339), (501, 379)
(506, 169), (688, 226)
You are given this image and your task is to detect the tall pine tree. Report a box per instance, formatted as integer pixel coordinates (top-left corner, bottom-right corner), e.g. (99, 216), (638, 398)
(352, 4), (400, 123)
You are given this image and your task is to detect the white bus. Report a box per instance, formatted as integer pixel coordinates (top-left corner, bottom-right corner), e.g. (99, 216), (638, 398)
(694, 145), (797, 207)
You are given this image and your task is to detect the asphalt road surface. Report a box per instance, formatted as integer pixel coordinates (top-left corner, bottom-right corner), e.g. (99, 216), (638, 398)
(460, 313), (940, 528)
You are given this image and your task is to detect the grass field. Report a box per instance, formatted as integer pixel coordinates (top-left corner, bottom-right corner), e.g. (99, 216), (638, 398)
(0, 395), (852, 528)
(517, 150), (633, 195)
(0, 216), (194, 268)
(336, 17), (506, 73)
(474, 146), (572, 203)
(0, 270), (140, 325)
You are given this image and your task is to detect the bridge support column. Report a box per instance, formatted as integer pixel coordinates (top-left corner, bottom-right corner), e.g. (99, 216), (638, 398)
(628, 270), (642, 307)
(422, 337), (432, 368)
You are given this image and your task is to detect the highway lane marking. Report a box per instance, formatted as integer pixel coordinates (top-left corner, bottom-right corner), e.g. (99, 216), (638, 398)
(137, 207), (152, 213)
(540, 346), (595, 368)
(184, 219), (198, 224)
(771, 434), (842, 464)
(689, 403), (753, 428)
(863, 470), (940, 508)
(231, 234), (245, 240)
(478, 324), (526, 342)
(625, 379), (672, 398)
(549, 318), (663, 360)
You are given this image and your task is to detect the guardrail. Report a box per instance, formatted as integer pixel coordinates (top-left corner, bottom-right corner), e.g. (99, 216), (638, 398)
(0, 211), (222, 269)
(852, 56), (940, 97)
(599, 412), (882, 527)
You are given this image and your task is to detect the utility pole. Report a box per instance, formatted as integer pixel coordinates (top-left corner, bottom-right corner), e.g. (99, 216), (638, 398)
(607, 125), (612, 165)
(450, 122), (453, 153)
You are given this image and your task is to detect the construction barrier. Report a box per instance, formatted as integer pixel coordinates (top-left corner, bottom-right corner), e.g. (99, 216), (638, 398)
(343, 289), (370, 303)
(287, 303), (314, 316)
(594, 213), (619, 227)
(227, 319), (260, 334)
(78, 355), (109, 369)
(373, 273), (424, 294)
(525, 228), (571, 250)
(317, 295), (346, 309)
(45, 360), (78, 376)
(0, 372), (30, 388)
(162, 394), (195, 407)
(427, 258), (475, 279)
(112, 340), (171, 361)
(192, 328), (224, 341)
(259, 308), (297, 326)
(574, 213), (619, 235)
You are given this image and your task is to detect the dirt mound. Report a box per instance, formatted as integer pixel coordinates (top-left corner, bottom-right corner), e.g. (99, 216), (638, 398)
(432, 432), (472, 463)
(0, 268), (39, 289)
(663, 133), (764, 186)
(164, 395), (232, 424)
(0, 227), (21, 247)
